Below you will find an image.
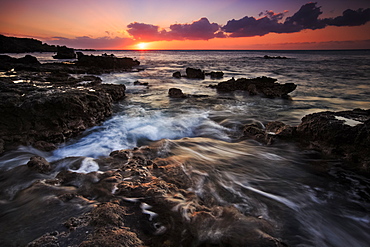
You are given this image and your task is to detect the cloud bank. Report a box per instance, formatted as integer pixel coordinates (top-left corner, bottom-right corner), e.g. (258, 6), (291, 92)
(127, 2), (370, 41)
(127, 18), (223, 41)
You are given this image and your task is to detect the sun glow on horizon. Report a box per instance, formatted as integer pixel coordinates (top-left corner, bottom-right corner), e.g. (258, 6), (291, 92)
(136, 42), (149, 50)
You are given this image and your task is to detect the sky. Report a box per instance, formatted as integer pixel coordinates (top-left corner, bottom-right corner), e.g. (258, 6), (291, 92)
(0, 0), (370, 50)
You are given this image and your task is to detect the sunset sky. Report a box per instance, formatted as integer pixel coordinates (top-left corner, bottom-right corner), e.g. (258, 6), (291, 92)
(1, 0), (369, 50)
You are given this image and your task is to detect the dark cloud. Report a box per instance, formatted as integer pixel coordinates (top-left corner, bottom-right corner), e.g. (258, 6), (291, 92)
(324, 8), (370, 26)
(223, 2), (370, 38)
(127, 18), (224, 41)
(46, 36), (134, 49)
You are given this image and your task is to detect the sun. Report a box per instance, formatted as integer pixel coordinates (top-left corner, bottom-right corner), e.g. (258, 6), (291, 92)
(136, 42), (149, 50)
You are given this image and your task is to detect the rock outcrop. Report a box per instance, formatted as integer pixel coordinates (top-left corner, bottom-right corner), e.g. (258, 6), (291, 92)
(242, 109), (370, 173)
(0, 55), (41, 71)
(186, 67), (205, 79)
(0, 34), (58, 53)
(75, 52), (140, 72)
(52, 46), (76, 59)
(0, 78), (126, 152)
(2, 145), (286, 247)
(173, 68), (223, 79)
(168, 88), (186, 98)
(210, 76), (297, 98)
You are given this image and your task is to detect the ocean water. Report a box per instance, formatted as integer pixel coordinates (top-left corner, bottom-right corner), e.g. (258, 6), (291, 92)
(1, 50), (370, 246)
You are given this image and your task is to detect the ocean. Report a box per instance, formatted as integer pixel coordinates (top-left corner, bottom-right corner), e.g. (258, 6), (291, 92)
(1, 50), (370, 246)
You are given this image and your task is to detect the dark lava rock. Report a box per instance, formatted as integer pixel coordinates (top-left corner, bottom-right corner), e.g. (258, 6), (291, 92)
(242, 109), (370, 173)
(172, 71), (182, 78)
(211, 76), (297, 98)
(76, 52), (140, 71)
(0, 79), (126, 152)
(296, 109), (370, 170)
(23, 145), (286, 247)
(53, 46), (76, 59)
(186, 67), (205, 79)
(168, 88), (186, 98)
(27, 156), (51, 173)
(0, 55), (41, 71)
(205, 71), (224, 79)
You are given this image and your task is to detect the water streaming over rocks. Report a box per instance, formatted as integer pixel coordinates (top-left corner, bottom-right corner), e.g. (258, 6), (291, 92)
(0, 50), (370, 246)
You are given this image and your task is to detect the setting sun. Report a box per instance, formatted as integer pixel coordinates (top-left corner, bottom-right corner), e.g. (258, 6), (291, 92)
(136, 42), (149, 50)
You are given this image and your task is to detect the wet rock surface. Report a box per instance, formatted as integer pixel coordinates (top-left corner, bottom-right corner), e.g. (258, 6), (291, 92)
(0, 78), (126, 152)
(0, 144), (287, 247)
(242, 109), (370, 174)
(210, 76), (297, 98)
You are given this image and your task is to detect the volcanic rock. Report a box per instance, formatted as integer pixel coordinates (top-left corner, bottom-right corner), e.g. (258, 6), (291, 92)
(0, 55), (41, 71)
(76, 53), (140, 71)
(27, 156), (51, 173)
(53, 46), (76, 59)
(205, 71), (224, 79)
(242, 109), (370, 173)
(186, 67), (205, 79)
(168, 88), (186, 98)
(0, 79), (126, 152)
(211, 76), (297, 98)
(172, 71), (182, 78)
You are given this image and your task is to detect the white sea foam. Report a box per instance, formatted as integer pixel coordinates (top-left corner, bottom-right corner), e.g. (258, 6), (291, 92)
(69, 157), (99, 173)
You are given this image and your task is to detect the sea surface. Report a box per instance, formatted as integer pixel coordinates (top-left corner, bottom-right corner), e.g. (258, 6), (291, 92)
(1, 50), (370, 246)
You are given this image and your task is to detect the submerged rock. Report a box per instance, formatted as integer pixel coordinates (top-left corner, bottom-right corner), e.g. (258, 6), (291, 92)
(205, 71), (224, 79)
(210, 76), (297, 98)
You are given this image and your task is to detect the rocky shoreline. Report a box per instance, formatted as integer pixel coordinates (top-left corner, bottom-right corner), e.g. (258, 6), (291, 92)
(1, 53), (369, 246)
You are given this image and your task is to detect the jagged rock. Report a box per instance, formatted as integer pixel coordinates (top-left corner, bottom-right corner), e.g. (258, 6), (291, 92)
(53, 46), (76, 59)
(186, 67), (205, 79)
(210, 76), (297, 98)
(242, 109), (370, 173)
(76, 53), (140, 71)
(296, 109), (370, 169)
(27, 156), (51, 173)
(0, 79), (126, 152)
(168, 88), (186, 98)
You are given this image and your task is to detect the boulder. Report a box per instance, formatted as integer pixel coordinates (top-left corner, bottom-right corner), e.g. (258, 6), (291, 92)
(210, 76), (297, 98)
(27, 156), (51, 173)
(186, 67), (205, 79)
(172, 71), (182, 78)
(53, 46), (76, 59)
(168, 88), (186, 98)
